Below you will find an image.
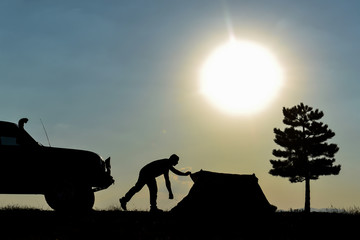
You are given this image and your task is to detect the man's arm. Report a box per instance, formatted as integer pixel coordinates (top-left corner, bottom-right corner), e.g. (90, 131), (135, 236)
(164, 171), (174, 199)
(169, 166), (191, 176)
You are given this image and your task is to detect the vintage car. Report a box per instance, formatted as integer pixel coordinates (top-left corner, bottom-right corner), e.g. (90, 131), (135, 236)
(0, 118), (114, 211)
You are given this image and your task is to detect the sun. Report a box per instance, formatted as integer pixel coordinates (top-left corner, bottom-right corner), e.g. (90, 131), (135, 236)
(199, 38), (284, 115)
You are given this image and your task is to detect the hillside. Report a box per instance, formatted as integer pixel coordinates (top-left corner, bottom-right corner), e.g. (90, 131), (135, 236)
(0, 208), (359, 239)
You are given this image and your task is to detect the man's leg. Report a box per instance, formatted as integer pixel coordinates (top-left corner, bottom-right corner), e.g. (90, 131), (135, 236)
(120, 177), (146, 210)
(146, 178), (159, 211)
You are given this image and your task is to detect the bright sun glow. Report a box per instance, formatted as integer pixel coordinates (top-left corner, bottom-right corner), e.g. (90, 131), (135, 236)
(200, 39), (284, 115)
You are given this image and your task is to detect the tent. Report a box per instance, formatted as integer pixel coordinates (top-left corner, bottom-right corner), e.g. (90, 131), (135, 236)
(171, 170), (276, 216)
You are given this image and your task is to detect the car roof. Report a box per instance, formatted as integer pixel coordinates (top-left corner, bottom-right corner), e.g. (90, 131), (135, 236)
(0, 121), (19, 135)
(0, 121), (18, 127)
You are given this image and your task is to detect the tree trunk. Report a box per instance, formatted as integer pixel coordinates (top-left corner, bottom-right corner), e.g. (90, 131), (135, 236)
(304, 177), (310, 213)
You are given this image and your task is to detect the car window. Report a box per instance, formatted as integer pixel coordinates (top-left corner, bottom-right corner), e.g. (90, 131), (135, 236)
(0, 122), (39, 146)
(0, 136), (19, 146)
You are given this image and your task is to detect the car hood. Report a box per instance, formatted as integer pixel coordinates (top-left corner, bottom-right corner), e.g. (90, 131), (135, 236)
(40, 145), (103, 163)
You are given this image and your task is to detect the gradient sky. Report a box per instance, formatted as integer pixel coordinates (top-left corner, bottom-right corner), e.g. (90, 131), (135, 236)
(1, 0), (359, 211)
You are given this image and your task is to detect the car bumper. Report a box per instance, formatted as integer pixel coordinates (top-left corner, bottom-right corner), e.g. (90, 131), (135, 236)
(93, 157), (114, 192)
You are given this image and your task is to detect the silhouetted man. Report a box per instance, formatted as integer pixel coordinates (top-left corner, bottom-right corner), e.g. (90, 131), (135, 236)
(120, 154), (191, 212)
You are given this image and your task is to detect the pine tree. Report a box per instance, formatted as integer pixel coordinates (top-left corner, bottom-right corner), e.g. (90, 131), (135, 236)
(269, 103), (340, 213)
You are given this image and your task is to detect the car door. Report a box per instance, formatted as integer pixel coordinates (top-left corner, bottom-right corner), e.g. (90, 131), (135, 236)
(0, 124), (41, 193)
(0, 124), (26, 192)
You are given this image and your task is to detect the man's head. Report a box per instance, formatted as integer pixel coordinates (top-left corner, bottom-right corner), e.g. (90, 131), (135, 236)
(169, 154), (179, 166)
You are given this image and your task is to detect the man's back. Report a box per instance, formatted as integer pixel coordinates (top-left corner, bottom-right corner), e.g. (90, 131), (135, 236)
(140, 159), (172, 178)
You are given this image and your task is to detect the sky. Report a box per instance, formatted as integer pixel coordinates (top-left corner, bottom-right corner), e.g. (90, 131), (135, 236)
(0, 0), (360, 211)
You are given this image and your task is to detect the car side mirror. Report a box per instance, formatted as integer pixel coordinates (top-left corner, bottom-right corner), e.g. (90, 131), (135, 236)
(105, 157), (111, 174)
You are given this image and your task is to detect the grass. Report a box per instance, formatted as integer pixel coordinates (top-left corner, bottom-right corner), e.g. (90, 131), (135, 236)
(341, 205), (360, 215)
(0, 204), (44, 211)
(0, 206), (358, 239)
(5, 204), (360, 214)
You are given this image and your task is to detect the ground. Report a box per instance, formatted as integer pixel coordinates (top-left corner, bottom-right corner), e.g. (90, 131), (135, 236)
(0, 208), (358, 239)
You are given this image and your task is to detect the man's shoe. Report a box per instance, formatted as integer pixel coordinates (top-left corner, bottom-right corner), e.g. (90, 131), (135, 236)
(119, 198), (127, 211)
(150, 206), (163, 213)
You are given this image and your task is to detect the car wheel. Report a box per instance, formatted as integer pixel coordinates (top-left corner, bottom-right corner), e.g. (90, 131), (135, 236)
(45, 182), (95, 211)
(76, 187), (95, 211)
